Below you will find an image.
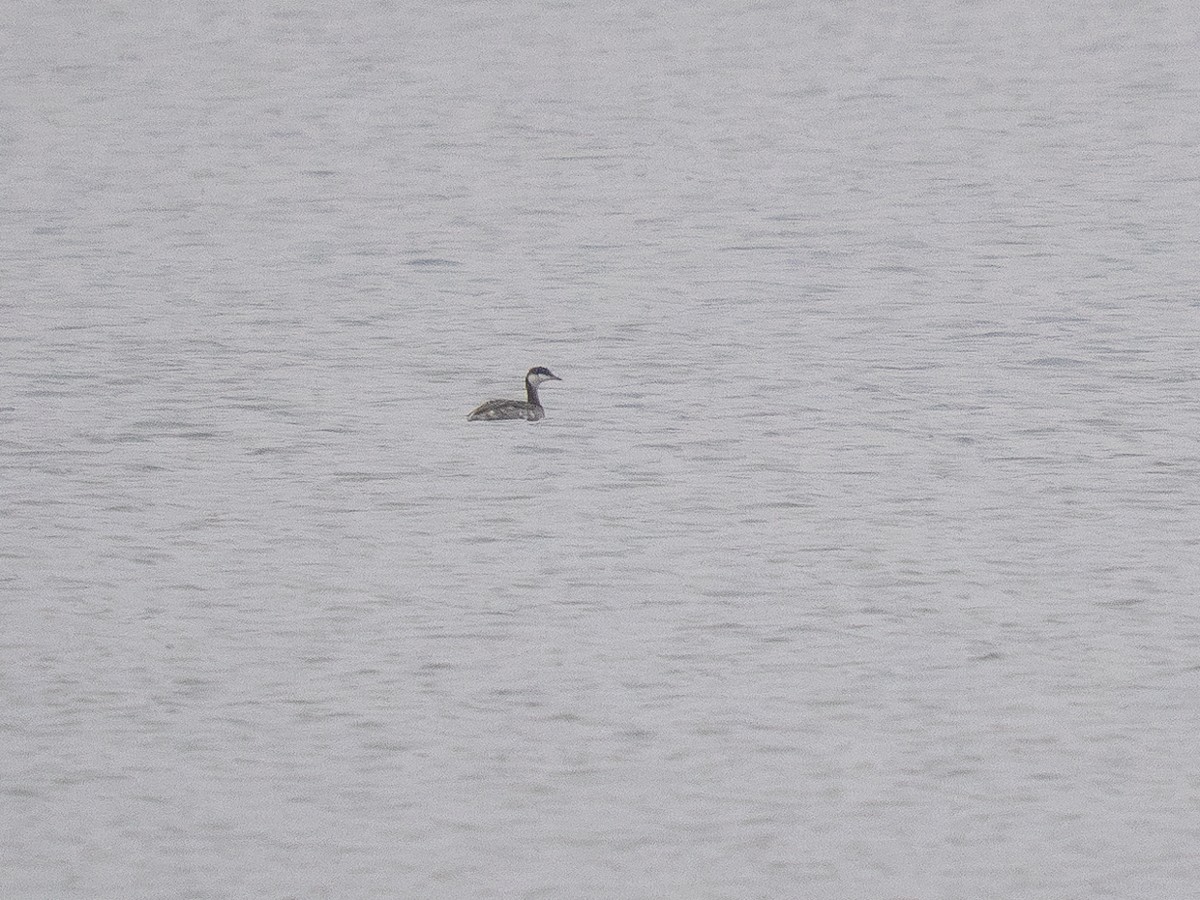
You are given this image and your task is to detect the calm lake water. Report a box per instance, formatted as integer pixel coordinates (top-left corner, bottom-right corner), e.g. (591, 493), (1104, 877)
(3, 1), (1199, 897)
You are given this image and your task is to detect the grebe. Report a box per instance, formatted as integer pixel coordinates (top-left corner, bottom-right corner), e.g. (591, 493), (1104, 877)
(467, 367), (562, 421)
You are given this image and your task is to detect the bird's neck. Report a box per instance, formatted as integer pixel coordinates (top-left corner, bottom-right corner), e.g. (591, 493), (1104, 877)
(525, 378), (541, 406)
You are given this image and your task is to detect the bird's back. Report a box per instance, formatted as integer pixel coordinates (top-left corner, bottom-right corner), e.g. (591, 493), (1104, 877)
(467, 399), (544, 421)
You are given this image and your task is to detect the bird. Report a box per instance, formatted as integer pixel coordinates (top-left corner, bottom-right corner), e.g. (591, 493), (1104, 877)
(467, 367), (562, 421)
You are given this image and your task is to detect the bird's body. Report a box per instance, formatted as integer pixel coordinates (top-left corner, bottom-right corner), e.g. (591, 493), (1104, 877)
(468, 367), (562, 422)
(467, 397), (546, 421)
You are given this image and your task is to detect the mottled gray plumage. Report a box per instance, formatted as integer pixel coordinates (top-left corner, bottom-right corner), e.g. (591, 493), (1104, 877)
(468, 367), (561, 421)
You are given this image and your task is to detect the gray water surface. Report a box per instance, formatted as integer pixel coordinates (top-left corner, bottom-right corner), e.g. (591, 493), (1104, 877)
(3, 1), (1199, 897)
